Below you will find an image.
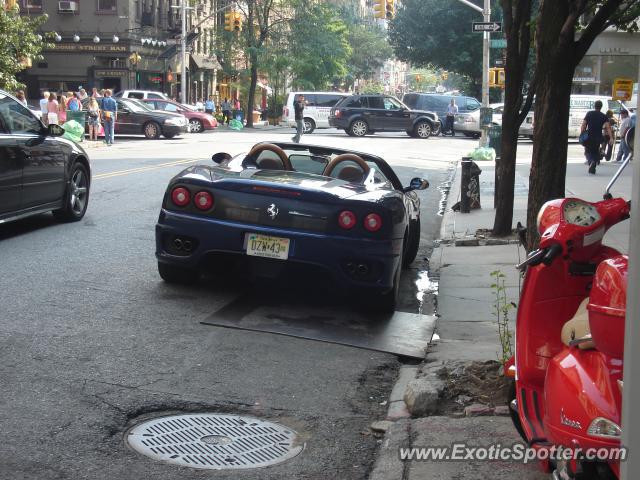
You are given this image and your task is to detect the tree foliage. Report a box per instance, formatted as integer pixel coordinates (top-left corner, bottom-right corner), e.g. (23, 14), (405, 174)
(346, 24), (392, 84)
(289, 2), (351, 90)
(0, 6), (51, 91)
(388, 0), (482, 89)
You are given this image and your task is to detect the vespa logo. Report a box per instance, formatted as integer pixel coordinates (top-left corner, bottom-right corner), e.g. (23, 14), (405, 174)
(267, 203), (279, 220)
(560, 409), (582, 430)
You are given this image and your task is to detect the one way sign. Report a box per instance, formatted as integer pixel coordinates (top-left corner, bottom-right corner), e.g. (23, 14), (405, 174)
(472, 22), (502, 32)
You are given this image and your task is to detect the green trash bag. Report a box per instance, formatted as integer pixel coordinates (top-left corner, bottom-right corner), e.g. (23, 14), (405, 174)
(229, 118), (243, 130)
(469, 146), (496, 162)
(61, 120), (85, 143)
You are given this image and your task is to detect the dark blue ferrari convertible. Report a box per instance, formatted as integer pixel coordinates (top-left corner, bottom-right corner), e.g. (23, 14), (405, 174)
(155, 142), (428, 311)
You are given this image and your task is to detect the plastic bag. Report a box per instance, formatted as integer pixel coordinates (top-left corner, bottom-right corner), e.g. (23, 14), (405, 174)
(61, 120), (85, 143)
(469, 146), (496, 162)
(229, 118), (243, 130)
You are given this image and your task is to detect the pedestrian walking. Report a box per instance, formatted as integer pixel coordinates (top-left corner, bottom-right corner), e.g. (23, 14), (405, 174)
(616, 109), (632, 162)
(58, 94), (68, 124)
(46, 92), (59, 125)
(87, 97), (101, 142)
(40, 91), (50, 126)
(101, 89), (117, 146)
(601, 110), (617, 161)
(221, 98), (231, 125)
(205, 95), (215, 115)
(292, 94), (305, 143)
(445, 98), (458, 136)
(580, 100), (612, 174)
(15, 90), (27, 106)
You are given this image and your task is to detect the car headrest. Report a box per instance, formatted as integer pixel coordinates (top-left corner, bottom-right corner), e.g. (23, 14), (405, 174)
(257, 157), (285, 171)
(337, 165), (365, 183)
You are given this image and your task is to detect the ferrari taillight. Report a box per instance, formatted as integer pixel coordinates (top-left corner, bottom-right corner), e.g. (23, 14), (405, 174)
(364, 213), (382, 232)
(338, 210), (356, 229)
(171, 187), (190, 207)
(194, 191), (214, 210)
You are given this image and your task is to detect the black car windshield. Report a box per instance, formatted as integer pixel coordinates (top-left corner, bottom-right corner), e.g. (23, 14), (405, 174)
(121, 98), (153, 113)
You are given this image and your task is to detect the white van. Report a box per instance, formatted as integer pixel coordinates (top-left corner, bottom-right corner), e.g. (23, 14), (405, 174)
(283, 91), (349, 133)
(568, 95), (622, 137)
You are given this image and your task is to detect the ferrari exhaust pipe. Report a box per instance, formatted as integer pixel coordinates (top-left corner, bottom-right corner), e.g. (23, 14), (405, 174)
(182, 240), (193, 252)
(357, 263), (369, 276)
(173, 238), (183, 250)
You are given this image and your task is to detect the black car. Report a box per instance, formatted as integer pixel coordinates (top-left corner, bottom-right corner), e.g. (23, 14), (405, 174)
(329, 94), (440, 138)
(82, 97), (188, 139)
(0, 90), (91, 224)
(156, 142), (429, 311)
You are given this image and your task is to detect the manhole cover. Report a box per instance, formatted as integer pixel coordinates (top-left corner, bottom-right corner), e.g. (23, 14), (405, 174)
(126, 414), (304, 470)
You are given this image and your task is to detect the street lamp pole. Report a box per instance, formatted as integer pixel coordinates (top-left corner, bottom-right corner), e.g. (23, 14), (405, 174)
(455, 0), (490, 146)
(180, 0), (188, 104)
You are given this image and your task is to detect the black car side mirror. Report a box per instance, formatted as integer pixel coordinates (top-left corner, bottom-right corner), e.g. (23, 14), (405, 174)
(404, 177), (429, 192)
(48, 124), (65, 137)
(212, 152), (232, 164)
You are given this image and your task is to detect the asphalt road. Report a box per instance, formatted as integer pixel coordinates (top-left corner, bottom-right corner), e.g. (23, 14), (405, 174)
(0, 127), (476, 480)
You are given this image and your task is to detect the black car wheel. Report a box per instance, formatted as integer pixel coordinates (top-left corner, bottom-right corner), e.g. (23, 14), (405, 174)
(403, 217), (421, 267)
(350, 119), (368, 137)
(303, 118), (316, 134)
(158, 262), (197, 284)
(414, 121), (432, 139)
(144, 121), (161, 139)
(53, 162), (90, 222)
(189, 119), (204, 133)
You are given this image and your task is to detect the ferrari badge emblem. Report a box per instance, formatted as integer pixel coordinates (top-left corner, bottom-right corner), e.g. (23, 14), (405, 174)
(267, 203), (279, 219)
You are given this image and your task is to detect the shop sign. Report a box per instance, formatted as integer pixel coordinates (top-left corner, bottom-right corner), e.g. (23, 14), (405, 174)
(50, 44), (128, 53)
(95, 69), (128, 77)
(600, 47), (630, 55)
(612, 77), (634, 101)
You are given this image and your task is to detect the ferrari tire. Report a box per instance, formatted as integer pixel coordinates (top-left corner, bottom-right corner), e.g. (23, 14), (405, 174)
(158, 262), (197, 284)
(373, 240), (403, 313)
(350, 119), (368, 137)
(414, 121), (432, 139)
(189, 119), (204, 133)
(53, 162), (90, 222)
(508, 381), (527, 442)
(303, 118), (316, 134)
(403, 218), (421, 267)
(144, 121), (161, 139)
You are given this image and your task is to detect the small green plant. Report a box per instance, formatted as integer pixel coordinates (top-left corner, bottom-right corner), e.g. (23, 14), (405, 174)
(490, 270), (516, 364)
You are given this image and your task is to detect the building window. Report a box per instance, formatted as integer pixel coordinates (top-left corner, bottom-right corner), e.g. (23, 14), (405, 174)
(21, 0), (42, 11)
(97, 0), (117, 13)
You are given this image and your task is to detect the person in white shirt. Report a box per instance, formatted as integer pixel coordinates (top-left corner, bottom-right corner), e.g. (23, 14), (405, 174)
(445, 98), (458, 136)
(616, 109), (632, 162)
(39, 91), (50, 125)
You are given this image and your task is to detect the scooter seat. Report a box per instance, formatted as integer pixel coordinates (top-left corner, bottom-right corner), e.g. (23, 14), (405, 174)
(561, 299), (595, 349)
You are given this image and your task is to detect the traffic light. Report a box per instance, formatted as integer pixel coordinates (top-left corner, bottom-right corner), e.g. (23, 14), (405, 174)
(497, 68), (505, 86)
(385, 0), (394, 19)
(224, 12), (233, 31)
(232, 12), (242, 32)
(373, 0), (385, 19)
(489, 68), (505, 87)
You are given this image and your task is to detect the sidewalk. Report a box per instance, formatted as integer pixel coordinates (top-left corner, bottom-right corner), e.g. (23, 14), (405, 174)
(370, 147), (632, 480)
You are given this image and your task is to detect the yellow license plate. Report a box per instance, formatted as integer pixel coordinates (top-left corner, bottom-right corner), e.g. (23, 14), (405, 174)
(245, 233), (290, 260)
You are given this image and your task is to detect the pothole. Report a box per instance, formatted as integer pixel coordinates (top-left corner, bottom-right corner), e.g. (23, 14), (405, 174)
(126, 414), (304, 470)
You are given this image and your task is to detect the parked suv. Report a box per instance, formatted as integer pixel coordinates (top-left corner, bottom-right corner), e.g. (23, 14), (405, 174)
(329, 94), (440, 138)
(283, 91), (349, 133)
(402, 93), (481, 137)
(114, 90), (169, 100)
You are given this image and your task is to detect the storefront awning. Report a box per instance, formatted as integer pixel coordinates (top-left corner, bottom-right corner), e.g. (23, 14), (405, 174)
(191, 54), (221, 71)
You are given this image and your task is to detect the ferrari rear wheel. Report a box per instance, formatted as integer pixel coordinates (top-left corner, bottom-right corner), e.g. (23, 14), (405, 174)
(158, 262), (197, 284)
(350, 119), (368, 137)
(373, 240), (403, 313)
(403, 218), (421, 267)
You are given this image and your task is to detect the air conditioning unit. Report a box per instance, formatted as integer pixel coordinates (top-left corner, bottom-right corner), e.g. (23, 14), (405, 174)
(58, 1), (78, 13)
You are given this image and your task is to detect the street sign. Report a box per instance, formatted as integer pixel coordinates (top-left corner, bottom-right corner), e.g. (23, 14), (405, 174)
(612, 77), (634, 102)
(495, 59), (505, 67)
(491, 39), (507, 48)
(473, 22), (502, 33)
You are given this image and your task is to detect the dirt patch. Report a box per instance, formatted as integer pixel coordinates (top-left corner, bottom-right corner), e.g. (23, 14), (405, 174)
(438, 360), (511, 415)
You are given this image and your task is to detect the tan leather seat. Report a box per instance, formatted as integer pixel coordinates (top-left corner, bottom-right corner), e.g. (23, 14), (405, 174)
(337, 165), (365, 183)
(561, 298), (595, 349)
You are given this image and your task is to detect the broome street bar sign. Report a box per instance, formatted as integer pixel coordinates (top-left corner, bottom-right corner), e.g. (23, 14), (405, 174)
(48, 44), (128, 53)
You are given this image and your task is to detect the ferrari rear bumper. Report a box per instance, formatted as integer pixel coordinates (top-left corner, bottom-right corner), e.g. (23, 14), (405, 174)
(155, 209), (403, 291)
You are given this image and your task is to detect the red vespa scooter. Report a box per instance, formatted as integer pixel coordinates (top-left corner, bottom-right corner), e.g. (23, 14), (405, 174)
(506, 129), (634, 480)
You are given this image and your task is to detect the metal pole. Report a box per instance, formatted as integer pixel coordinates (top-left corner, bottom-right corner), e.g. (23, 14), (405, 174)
(480, 0), (490, 147)
(620, 70), (640, 480)
(180, 0), (187, 104)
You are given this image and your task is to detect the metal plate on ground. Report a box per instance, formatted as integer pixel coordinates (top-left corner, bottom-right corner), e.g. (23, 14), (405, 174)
(126, 414), (304, 470)
(201, 295), (436, 359)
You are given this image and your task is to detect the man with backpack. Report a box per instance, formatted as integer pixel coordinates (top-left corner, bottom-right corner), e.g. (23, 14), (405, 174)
(580, 100), (613, 174)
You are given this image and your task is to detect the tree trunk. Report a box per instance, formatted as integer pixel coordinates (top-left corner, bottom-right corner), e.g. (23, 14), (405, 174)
(526, 1), (576, 250)
(246, 55), (258, 128)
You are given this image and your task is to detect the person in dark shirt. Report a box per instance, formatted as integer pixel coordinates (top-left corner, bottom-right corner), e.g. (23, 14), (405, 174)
(292, 94), (305, 143)
(581, 100), (612, 174)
